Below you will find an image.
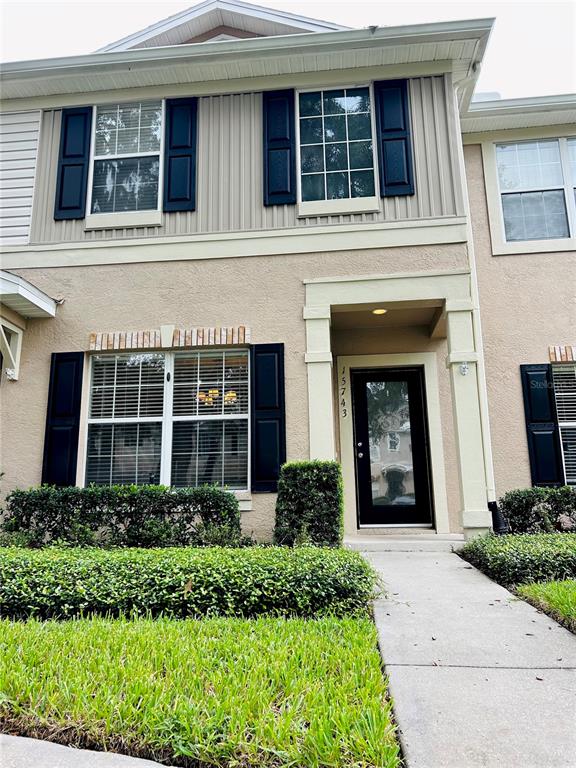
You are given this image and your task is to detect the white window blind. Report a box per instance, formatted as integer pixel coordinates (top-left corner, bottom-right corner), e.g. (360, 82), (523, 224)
(85, 350), (249, 489)
(495, 139), (574, 242)
(552, 363), (576, 485)
(90, 101), (162, 215)
(171, 351), (249, 489)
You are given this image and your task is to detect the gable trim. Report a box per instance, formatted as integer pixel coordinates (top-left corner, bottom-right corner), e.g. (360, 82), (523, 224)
(99, 0), (349, 53)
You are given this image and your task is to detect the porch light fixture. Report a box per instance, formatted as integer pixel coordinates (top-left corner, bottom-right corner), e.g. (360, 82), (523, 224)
(372, 308), (387, 315)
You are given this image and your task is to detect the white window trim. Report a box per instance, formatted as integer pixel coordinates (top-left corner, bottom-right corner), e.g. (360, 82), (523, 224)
(0, 317), (24, 381)
(295, 82), (381, 218)
(85, 100), (166, 231)
(481, 132), (576, 256)
(84, 349), (251, 491)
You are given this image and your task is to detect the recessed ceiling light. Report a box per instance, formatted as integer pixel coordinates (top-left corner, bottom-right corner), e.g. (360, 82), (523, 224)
(372, 308), (387, 315)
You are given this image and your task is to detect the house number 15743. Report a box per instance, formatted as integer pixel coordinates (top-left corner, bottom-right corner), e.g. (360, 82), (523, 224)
(340, 367), (348, 418)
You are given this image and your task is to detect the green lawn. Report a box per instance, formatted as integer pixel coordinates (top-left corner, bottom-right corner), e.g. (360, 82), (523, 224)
(517, 579), (576, 632)
(0, 615), (400, 768)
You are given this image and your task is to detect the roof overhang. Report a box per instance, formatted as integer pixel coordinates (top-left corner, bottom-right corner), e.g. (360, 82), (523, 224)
(99, 0), (350, 52)
(0, 18), (493, 112)
(0, 271), (57, 319)
(462, 93), (576, 133)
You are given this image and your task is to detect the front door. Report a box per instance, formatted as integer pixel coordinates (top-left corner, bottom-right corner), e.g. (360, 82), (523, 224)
(351, 367), (433, 526)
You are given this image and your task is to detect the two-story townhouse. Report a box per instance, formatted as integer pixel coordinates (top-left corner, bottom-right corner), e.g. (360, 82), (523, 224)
(0, 0), (574, 542)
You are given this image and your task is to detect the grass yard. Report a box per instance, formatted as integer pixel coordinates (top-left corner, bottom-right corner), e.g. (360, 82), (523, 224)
(0, 615), (400, 768)
(517, 579), (576, 633)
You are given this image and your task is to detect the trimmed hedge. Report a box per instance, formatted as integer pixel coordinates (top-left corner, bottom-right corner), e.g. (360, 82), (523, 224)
(1, 485), (244, 548)
(460, 533), (576, 585)
(274, 461), (343, 547)
(0, 546), (378, 620)
(499, 486), (576, 534)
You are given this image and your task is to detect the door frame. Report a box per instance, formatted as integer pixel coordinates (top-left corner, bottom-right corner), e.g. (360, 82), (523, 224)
(337, 353), (450, 534)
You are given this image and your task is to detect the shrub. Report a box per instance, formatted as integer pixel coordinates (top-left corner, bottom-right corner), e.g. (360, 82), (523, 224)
(460, 533), (576, 585)
(499, 486), (576, 534)
(274, 461), (343, 546)
(0, 546), (378, 620)
(2, 485), (244, 548)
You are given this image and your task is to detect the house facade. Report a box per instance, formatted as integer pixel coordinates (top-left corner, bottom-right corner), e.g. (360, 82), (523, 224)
(1, 0), (574, 540)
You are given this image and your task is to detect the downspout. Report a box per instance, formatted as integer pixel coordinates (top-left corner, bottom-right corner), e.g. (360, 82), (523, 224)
(452, 85), (497, 504)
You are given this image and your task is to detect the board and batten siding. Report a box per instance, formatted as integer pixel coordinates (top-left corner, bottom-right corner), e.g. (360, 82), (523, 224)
(0, 110), (41, 245)
(29, 75), (463, 245)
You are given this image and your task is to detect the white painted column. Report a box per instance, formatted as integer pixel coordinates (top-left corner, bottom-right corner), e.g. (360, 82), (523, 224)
(303, 305), (336, 460)
(446, 302), (492, 535)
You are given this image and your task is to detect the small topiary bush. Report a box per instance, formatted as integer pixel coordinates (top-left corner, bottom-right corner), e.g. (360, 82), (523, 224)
(0, 546), (378, 620)
(460, 533), (576, 585)
(1, 485), (245, 548)
(274, 461), (343, 547)
(499, 486), (576, 534)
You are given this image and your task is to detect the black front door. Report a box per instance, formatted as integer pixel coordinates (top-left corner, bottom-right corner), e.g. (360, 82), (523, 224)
(351, 367), (433, 526)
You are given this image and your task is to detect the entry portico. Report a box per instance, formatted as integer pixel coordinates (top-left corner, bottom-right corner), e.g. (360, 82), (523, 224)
(303, 268), (494, 538)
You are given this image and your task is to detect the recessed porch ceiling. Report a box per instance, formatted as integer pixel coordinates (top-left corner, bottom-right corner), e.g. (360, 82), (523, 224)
(331, 300), (445, 334)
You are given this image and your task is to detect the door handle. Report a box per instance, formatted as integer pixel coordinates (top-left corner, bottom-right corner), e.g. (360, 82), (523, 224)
(357, 452), (364, 459)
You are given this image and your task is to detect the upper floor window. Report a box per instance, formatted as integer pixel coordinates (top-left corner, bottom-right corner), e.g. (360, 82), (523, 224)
(89, 101), (163, 216)
(297, 87), (379, 215)
(495, 138), (576, 243)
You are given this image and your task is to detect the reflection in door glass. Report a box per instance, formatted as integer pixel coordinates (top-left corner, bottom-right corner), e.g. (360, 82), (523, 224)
(366, 380), (415, 507)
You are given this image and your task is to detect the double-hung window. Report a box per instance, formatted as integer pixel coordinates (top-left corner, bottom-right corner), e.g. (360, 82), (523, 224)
(492, 137), (576, 251)
(297, 87), (379, 215)
(87, 101), (163, 227)
(85, 350), (249, 489)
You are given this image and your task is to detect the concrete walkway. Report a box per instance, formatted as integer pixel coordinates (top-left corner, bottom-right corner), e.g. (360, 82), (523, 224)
(0, 735), (168, 768)
(367, 549), (576, 768)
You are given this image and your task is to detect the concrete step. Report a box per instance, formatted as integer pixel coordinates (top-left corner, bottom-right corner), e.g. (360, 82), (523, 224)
(344, 534), (465, 552)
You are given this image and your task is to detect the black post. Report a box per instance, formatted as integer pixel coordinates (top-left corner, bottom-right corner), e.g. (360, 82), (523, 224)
(489, 501), (509, 535)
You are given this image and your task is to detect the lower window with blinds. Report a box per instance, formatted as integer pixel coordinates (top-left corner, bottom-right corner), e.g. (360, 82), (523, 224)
(552, 363), (576, 485)
(85, 350), (249, 489)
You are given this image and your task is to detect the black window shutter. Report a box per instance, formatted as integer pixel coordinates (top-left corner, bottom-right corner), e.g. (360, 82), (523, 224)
(54, 107), (92, 220)
(250, 344), (286, 491)
(520, 364), (565, 487)
(263, 90), (296, 206)
(42, 352), (84, 486)
(374, 79), (415, 197)
(163, 98), (198, 212)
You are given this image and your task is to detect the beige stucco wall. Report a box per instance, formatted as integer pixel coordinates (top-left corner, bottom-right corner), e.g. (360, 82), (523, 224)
(1, 242), (467, 538)
(332, 326), (461, 532)
(464, 143), (576, 495)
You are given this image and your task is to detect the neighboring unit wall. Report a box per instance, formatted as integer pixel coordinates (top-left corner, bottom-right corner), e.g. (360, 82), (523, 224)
(1, 241), (468, 539)
(29, 76), (463, 245)
(0, 110), (41, 246)
(464, 143), (576, 494)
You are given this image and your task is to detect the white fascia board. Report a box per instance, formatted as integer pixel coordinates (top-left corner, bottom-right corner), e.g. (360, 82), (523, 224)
(468, 93), (576, 113)
(0, 270), (57, 318)
(461, 93), (576, 132)
(0, 18), (494, 80)
(98, 0), (350, 53)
